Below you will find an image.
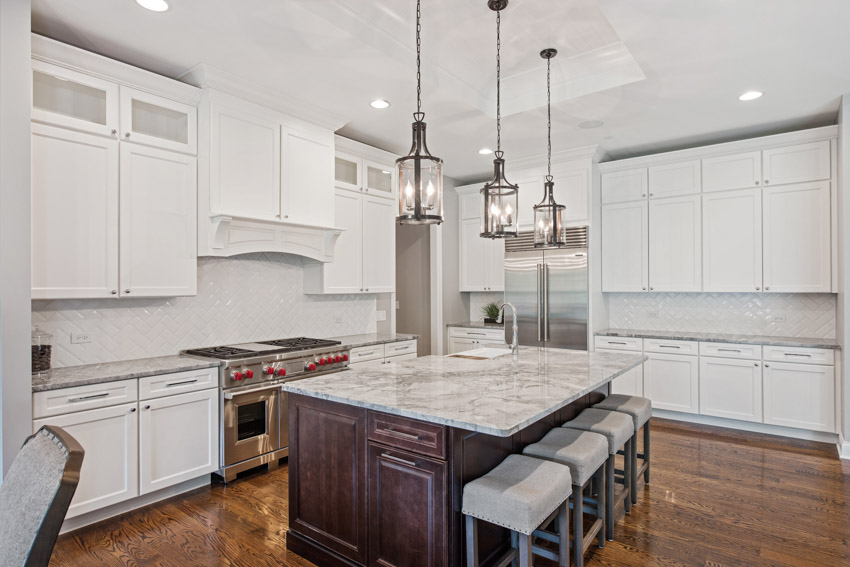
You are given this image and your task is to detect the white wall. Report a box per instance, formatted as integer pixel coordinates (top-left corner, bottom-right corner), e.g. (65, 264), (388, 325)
(33, 254), (377, 367)
(0, 0), (32, 477)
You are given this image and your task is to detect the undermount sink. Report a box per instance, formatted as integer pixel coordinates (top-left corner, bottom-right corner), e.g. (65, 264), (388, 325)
(447, 347), (512, 360)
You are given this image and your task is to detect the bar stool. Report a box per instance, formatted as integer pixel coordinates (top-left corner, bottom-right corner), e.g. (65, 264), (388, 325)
(523, 428), (608, 567)
(562, 408), (633, 540)
(462, 454), (572, 567)
(594, 394), (652, 505)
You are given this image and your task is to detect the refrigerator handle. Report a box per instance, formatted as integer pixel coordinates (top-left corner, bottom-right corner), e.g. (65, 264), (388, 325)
(543, 263), (550, 342)
(536, 263), (543, 342)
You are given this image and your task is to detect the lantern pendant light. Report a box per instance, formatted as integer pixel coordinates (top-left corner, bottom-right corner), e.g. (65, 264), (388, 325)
(396, 0), (443, 225)
(480, 0), (518, 239)
(534, 48), (567, 247)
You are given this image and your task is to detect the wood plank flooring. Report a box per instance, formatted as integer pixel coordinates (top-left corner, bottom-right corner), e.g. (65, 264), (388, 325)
(50, 419), (850, 566)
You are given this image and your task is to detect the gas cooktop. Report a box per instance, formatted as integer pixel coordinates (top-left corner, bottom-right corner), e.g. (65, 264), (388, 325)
(184, 337), (343, 360)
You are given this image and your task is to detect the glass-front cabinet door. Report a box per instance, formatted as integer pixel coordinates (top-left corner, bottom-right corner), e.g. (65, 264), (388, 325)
(334, 151), (362, 192)
(119, 86), (197, 154)
(364, 160), (395, 200)
(32, 60), (119, 137)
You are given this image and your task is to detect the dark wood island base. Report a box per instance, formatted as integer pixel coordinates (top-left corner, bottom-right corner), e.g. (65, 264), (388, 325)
(286, 391), (605, 567)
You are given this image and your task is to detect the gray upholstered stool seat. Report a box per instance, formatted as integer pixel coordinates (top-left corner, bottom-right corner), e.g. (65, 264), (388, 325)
(523, 428), (609, 566)
(594, 395), (653, 506)
(463, 454), (572, 567)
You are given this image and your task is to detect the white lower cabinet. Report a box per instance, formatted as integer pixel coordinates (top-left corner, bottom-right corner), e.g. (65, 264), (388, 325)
(763, 362), (835, 433)
(139, 388), (219, 495)
(33, 402), (139, 519)
(447, 327), (506, 354)
(699, 357), (762, 422)
(348, 340), (419, 369)
(644, 353), (699, 414)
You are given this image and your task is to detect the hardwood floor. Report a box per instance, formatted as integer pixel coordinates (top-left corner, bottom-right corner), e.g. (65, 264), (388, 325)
(50, 419), (850, 566)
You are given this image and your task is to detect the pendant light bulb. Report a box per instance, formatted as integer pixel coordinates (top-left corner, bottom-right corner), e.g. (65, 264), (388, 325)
(396, 0), (444, 225)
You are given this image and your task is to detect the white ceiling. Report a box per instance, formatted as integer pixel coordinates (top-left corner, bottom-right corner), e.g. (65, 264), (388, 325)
(31, 0), (850, 182)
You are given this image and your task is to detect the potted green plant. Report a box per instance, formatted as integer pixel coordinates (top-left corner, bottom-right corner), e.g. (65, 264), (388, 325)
(481, 301), (503, 324)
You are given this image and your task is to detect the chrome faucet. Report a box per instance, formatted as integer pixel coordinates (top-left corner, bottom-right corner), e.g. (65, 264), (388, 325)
(497, 302), (519, 357)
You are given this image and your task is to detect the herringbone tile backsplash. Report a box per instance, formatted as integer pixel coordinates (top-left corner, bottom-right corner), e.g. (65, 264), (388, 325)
(607, 292), (836, 338)
(32, 253), (377, 367)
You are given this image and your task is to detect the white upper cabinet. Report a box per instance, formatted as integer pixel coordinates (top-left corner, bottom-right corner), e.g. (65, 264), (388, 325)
(514, 173), (543, 230)
(460, 218), (488, 291)
(648, 159), (701, 199)
(334, 151), (362, 192)
(119, 144), (197, 297)
(209, 104), (281, 220)
(32, 60), (119, 137)
(318, 190), (364, 294)
(362, 195), (395, 293)
(649, 195), (701, 292)
(552, 164), (590, 222)
(281, 126), (334, 227)
(601, 167), (648, 204)
(119, 86), (197, 154)
(601, 201), (648, 292)
(701, 150), (761, 193)
(702, 188), (762, 292)
(31, 124), (119, 299)
(364, 160), (395, 200)
(763, 181), (831, 292)
(762, 140), (830, 187)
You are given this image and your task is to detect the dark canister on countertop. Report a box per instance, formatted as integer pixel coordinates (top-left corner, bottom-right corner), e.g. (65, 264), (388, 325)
(32, 326), (52, 374)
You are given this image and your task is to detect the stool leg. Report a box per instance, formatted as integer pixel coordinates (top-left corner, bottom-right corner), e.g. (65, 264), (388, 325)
(558, 500), (569, 567)
(631, 432), (638, 506)
(518, 533), (533, 567)
(644, 420), (651, 484)
(623, 439), (631, 514)
(465, 515), (479, 567)
(606, 454), (614, 541)
(573, 486), (583, 567)
(511, 531), (518, 567)
(597, 461), (606, 547)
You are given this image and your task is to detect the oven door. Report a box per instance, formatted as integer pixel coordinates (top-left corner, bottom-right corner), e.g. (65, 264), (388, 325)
(223, 384), (281, 467)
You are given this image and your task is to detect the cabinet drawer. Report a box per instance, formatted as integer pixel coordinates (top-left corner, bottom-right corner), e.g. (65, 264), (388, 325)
(594, 336), (643, 352)
(644, 338), (698, 355)
(33, 379), (138, 419)
(762, 345), (834, 365)
(350, 344), (386, 363)
(448, 326), (505, 341)
(384, 340), (417, 358)
(139, 367), (219, 400)
(699, 342), (761, 360)
(368, 411), (446, 460)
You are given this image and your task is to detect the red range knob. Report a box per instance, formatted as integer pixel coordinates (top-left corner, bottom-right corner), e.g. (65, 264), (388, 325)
(245, 370), (254, 379)
(326, 357), (334, 364)
(277, 368), (286, 377)
(318, 358), (326, 366)
(233, 371), (243, 381)
(309, 363), (316, 371)
(265, 367), (275, 375)
(342, 354), (349, 361)
(334, 355), (341, 363)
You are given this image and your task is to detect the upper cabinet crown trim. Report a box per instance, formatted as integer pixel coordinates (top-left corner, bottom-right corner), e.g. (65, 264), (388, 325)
(180, 63), (348, 132)
(598, 125), (837, 173)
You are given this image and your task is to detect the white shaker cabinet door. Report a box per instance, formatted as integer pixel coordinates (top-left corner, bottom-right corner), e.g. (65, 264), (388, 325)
(323, 189), (364, 293)
(553, 166), (590, 222)
(31, 124), (119, 299)
(460, 218), (488, 291)
(647, 159), (700, 199)
(699, 357), (762, 422)
(601, 168), (647, 204)
(644, 354), (699, 414)
(119, 85), (197, 154)
(763, 362), (834, 433)
(33, 402), (139, 518)
(119, 144), (197, 297)
(601, 201), (648, 292)
(762, 181), (831, 292)
(702, 188), (762, 292)
(362, 194), (395, 293)
(762, 140), (830, 187)
(649, 195), (701, 292)
(514, 172), (543, 230)
(281, 126), (334, 227)
(485, 238), (505, 292)
(701, 150), (761, 193)
(447, 337), (477, 354)
(139, 388), (219, 495)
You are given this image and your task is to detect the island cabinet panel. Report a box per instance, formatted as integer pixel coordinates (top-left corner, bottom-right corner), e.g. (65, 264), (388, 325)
(368, 445), (447, 567)
(368, 412), (446, 459)
(288, 395), (368, 565)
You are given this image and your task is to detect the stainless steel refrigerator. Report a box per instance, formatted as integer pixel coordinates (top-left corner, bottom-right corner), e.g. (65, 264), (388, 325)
(504, 227), (588, 350)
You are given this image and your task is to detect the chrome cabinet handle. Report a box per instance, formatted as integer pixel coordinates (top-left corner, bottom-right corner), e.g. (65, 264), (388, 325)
(784, 353), (812, 358)
(111, 290), (117, 295)
(111, 129), (117, 135)
(754, 363), (759, 367)
(764, 363), (770, 368)
(69, 392), (109, 402)
(608, 341), (628, 345)
(755, 180), (760, 185)
(383, 428), (422, 441)
(124, 289), (131, 294)
(125, 133), (130, 138)
(382, 453), (418, 467)
(642, 287), (647, 291)
(756, 287), (760, 290)
(718, 348), (741, 353)
(468, 332), (486, 336)
(764, 179), (769, 184)
(166, 379), (198, 387)
(658, 345), (680, 349)
(130, 407), (137, 412)
(765, 287), (770, 291)
(144, 405), (151, 410)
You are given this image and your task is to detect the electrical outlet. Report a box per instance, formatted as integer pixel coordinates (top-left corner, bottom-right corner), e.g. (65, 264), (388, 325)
(647, 310), (660, 319)
(771, 314), (786, 323)
(333, 315), (343, 324)
(376, 310), (386, 322)
(71, 332), (92, 344)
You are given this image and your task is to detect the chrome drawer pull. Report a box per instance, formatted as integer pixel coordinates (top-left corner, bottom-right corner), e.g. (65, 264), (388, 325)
(468, 332), (486, 336)
(166, 379), (198, 387)
(784, 353), (812, 357)
(392, 345), (410, 351)
(384, 428), (423, 441)
(658, 345), (681, 349)
(358, 350), (376, 356)
(608, 341), (628, 345)
(717, 348), (742, 353)
(382, 453), (418, 467)
(69, 392), (109, 402)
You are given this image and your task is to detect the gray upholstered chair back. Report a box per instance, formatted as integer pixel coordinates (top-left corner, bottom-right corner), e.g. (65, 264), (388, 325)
(0, 426), (84, 567)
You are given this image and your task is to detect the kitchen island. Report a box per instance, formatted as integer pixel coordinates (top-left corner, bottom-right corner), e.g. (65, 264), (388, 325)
(282, 346), (646, 567)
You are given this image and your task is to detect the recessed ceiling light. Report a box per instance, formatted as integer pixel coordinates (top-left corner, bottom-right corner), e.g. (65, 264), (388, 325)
(370, 99), (390, 109)
(738, 91), (763, 101)
(478, 148), (493, 155)
(578, 120), (604, 129)
(136, 0), (169, 12)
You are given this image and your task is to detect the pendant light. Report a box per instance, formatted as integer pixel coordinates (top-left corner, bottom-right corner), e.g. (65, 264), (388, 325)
(480, 0), (518, 239)
(396, 0), (443, 225)
(534, 48), (567, 247)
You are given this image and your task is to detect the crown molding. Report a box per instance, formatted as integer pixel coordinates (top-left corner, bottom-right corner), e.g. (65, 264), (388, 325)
(508, 144), (600, 171)
(335, 135), (399, 164)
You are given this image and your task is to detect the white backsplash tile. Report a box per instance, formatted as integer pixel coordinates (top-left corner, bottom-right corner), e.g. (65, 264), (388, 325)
(607, 292), (836, 339)
(468, 292), (505, 321)
(32, 253), (377, 367)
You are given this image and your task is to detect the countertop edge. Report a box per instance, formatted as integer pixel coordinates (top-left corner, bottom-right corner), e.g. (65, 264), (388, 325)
(595, 329), (840, 350)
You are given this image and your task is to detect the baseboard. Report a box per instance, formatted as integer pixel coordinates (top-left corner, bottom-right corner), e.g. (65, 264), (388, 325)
(837, 432), (850, 460)
(653, 410), (840, 446)
(60, 475), (212, 534)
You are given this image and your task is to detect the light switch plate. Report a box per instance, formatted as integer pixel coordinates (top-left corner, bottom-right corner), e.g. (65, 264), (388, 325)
(770, 314), (786, 323)
(376, 310), (386, 322)
(647, 310), (660, 319)
(333, 315), (343, 324)
(71, 332), (92, 344)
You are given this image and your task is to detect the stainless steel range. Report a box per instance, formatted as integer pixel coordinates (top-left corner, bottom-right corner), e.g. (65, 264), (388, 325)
(183, 337), (350, 482)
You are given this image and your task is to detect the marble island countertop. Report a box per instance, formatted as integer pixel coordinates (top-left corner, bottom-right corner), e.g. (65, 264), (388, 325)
(282, 346), (647, 437)
(596, 328), (839, 349)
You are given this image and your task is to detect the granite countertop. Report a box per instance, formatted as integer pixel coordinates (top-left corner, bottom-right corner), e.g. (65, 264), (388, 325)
(32, 355), (221, 393)
(596, 328), (840, 349)
(447, 321), (506, 330)
(329, 333), (419, 348)
(283, 346), (646, 437)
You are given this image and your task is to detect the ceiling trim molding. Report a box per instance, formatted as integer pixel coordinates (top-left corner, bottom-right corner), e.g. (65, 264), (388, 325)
(509, 144), (599, 171)
(335, 135), (400, 164)
(180, 63), (349, 132)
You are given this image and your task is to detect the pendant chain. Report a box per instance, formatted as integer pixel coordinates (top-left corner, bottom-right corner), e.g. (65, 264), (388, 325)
(546, 55), (552, 182)
(415, 0), (422, 118)
(495, 9), (502, 156)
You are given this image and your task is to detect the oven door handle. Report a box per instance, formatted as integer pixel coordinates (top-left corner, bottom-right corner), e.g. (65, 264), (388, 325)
(223, 384), (284, 399)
